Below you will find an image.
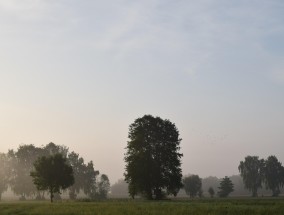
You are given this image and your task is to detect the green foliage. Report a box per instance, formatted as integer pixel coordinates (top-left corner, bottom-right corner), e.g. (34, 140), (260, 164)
(124, 115), (183, 200)
(264, 155), (284, 197)
(183, 175), (202, 198)
(238, 156), (264, 197)
(30, 154), (74, 202)
(218, 176), (234, 197)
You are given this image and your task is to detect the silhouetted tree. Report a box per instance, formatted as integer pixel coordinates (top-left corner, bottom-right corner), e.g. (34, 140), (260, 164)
(30, 154), (74, 202)
(218, 176), (234, 197)
(183, 175), (202, 198)
(97, 174), (110, 199)
(8, 145), (45, 200)
(83, 161), (99, 199)
(124, 115), (183, 200)
(238, 156), (264, 197)
(43, 142), (69, 157)
(208, 187), (215, 198)
(67, 152), (86, 199)
(264, 155), (284, 197)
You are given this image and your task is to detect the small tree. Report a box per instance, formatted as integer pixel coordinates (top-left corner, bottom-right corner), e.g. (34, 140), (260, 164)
(30, 154), (74, 202)
(208, 187), (215, 198)
(183, 175), (202, 198)
(97, 174), (110, 199)
(218, 176), (234, 198)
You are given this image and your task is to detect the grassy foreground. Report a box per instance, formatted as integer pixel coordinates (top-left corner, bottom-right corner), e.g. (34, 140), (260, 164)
(0, 198), (284, 215)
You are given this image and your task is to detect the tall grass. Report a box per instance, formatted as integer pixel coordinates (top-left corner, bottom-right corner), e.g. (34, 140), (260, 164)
(0, 198), (283, 215)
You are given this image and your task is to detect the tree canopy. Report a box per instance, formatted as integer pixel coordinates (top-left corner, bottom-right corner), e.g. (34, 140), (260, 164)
(30, 154), (74, 202)
(218, 176), (234, 198)
(264, 155), (284, 197)
(238, 156), (264, 197)
(1, 142), (107, 201)
(183, 175), (202, 198)
(124, 115), (183, 200)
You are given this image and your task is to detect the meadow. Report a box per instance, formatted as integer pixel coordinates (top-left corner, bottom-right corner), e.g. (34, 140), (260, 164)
(0, 198), (284, 215)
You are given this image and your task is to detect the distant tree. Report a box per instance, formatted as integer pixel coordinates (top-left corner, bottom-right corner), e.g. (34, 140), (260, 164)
(183, 175), (202, 198)
(238, 156), (265, 197)
(110, 179), (128, 198)
(67, 152), (86, 199)
(198, 189), (204, 198)
(97, 174), (110, 199)
(8, 145), (45, 200)
(264, 155), (284, 197)
(208, 187), (215, 198)
(124, 115), (183, 200)
(202, 176), (220, 197)
(0, 153), (10, 201)
(218, 176), (234, 197)
(83, 161), (99, 199)
(30, 154), (74, 202)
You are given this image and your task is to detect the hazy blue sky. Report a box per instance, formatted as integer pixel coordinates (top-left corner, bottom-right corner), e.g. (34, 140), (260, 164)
(1, 0), (284, 183)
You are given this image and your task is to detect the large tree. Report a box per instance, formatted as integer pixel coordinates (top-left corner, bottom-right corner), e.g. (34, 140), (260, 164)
(238, 156), (264, 197)
(218, 176), (234, 197)
(183, 175), (202, 198)
(124, 115), (183, 200)
(264, 155), (284, 197)
(30, 154), (74, 202)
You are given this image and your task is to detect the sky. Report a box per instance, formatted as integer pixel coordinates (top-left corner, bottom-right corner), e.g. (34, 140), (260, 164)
(0, 0), (284, 184)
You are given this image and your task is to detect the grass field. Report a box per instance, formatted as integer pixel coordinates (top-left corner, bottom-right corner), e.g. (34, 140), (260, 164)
(0, 198), (284, 215)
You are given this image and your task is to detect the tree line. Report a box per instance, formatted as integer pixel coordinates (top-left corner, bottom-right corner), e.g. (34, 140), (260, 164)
(239, 155), (284, 197)
(181, 155), (284, 198)
(1, 114), (283, 201)
(123, 115), (284, 199)
(0, 142), (110, 201)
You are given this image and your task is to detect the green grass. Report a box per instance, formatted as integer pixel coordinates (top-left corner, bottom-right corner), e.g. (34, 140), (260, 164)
(0, 198), (284, 215)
